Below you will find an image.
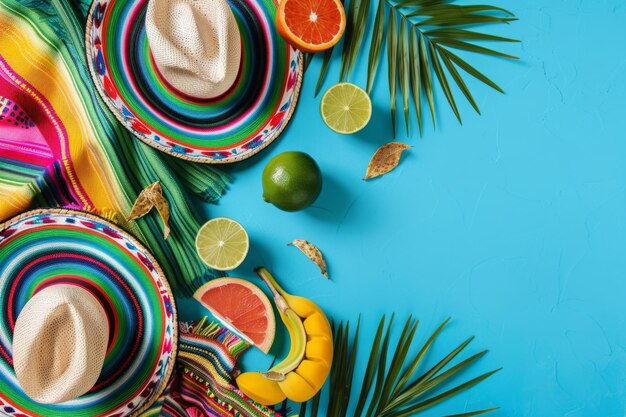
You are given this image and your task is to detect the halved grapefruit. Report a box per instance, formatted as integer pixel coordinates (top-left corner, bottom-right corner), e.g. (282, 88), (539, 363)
(194, 278), (276, 353)
(276, 0), (346, 53)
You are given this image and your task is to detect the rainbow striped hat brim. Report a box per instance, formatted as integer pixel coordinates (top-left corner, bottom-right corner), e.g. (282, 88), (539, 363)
(85, 0), (303, 164)
(0, 209), (177, 417)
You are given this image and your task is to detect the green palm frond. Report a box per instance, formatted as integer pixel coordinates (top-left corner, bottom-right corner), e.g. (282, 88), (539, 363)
(299, 316), (500, 417)
(314, 0), (519, 136)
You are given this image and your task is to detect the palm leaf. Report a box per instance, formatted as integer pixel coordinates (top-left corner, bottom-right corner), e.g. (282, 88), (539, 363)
(417, 14), (517, 27)
(387, 350), (489, 413)
(376, 317), (417, 411)
(432, 38), (518, 59)
(383, 369), (501, 417)
(310, 390), (321, 417)
(428, 40), (461, 123)
(387, 10), (398, 137)
(340, 0), (361, 80)
(278, 400), (288, 415)
(397, 18), (410, 135)
(399, 0), (447, 7)
(365, 314), (395, 417)
(320, 0), (518, 137)
(426, 28), (519, 43)
(444, 408), (500, 417)
(328, 322), (347, 416)
(437, 47), (503, 93)
(354, 316), (387, 417)
(305, 316), (499, 417)
(409, 350), (488, 398)
(418, 33), (436, 128)
(304, 53), (314, 73)
(408, 4), (513, 18)
(341, 319), (360, 417)
(390, 336), (476, 408)
(315, 48), (335, 96)
(366, 0), (386, 93)
(382, 332), (476, 410)
(393, 317), (450, 395)
(408, 29), (423, 135)
(341, 0), (372, 80)
(437, 45), (480, 114)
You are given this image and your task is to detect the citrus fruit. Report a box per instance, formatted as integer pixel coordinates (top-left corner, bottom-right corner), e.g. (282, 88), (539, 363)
(320, 82), (372, 134)
(262, 151), (323, 212)
(195, 217), (249, 271)
(276, 0), (346, 53)
(194, 278), (276, 353)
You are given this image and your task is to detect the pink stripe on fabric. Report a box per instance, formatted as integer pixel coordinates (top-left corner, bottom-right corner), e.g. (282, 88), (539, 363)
(0, 55), (91, 206)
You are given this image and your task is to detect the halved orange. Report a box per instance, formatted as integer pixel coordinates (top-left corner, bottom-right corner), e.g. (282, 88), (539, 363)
(276, 0), (346, 53)
(194, 278), (276, 354)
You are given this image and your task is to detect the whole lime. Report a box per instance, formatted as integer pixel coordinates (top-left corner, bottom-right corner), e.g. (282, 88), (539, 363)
(262, 151), (323, 211)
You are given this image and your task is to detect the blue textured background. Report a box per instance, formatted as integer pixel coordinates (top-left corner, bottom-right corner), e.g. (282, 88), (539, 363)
(180, 1), (626, 416)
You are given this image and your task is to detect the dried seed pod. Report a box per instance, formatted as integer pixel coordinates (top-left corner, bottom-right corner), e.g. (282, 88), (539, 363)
(363, 142), (411, 180)
(129, 181), (171, 239)
(289, 239), (329, 279)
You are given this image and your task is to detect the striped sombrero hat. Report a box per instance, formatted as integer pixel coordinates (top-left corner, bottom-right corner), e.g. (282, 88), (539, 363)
(85, 0), (303, 164)
(0, 209), (177, 417)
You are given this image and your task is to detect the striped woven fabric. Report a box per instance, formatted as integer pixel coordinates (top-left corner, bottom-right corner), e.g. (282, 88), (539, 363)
(0, 0), (229, 294)
(141, 319), (283, 417)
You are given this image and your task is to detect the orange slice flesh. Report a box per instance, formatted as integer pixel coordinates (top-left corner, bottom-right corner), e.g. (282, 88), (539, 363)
(277, 0), (346, 53)
(194, 278), (276, 354)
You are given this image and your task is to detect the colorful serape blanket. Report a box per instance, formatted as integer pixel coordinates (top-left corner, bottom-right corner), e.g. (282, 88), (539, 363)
(141, 319), (283, 417)
(0, 0), (229, 294)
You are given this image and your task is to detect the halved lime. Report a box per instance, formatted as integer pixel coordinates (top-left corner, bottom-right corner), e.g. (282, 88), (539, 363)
(320, 82), (372, 134)
(195, 217), (249, 271)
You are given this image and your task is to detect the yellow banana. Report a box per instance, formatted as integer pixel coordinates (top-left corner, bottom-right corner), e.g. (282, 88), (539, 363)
(236, 267), (333, 405)
(236, 282), (306, 405)
(268, 308), (307, 374)
(235, 372), (285, 405)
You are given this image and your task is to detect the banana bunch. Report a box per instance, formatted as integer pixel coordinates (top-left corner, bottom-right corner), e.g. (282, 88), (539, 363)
(236, 267), (333, 405)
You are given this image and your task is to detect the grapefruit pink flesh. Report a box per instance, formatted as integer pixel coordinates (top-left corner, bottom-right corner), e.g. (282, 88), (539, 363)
(194, 278), (276, 354)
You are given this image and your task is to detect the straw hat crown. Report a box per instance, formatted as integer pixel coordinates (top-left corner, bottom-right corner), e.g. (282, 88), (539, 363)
(12, 285), (109, 404)
(146, 0), (242, 99)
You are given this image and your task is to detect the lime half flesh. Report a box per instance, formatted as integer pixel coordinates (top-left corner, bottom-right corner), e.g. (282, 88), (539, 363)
(195, 217), (249, 271)
(320, 82), (372, 134)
